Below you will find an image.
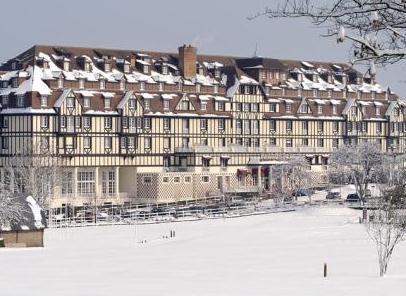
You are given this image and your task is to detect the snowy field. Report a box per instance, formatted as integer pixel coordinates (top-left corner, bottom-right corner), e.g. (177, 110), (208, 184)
(1, 205), (406, 296)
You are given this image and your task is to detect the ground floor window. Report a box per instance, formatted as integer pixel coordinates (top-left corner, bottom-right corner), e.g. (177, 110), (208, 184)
(61, 172), (73, 195)
(77, 171), (95, 196)
(102, 171), (116, 196)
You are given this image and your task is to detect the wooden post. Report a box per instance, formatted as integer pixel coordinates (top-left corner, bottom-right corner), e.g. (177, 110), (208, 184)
(324, 263), (327, 278)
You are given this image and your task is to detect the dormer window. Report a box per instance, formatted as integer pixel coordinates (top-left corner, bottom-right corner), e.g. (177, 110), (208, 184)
(79, 79), (85, 89)
(356, 77), (362, 84)
(104, 62), (111, 72)
(163, 100), (170, 111)
(313, 89), (317, 97)
(214, 84), (218, 94)
(312, 74), (318, 82)
(182, 100), (189, 110)
(84, 61), (91, 72)
(43, 60), (49, 69)
(17, 95), (25, 107)
(140, 81), (145, 91)
(159, 82), (164, 91)
(11, 61), (17, 70)
(198, 66), (204, 75)
(217, 102), (225, 112)
(317, 104), (323, 114)
(63, 61), (70, 71)
(120, 79), (126, 91)
(83, 97), (90, 108)
(264, 86), (270, 96)
(100, 79), (105, 90)
(327, 74), (333, 84)
(332, 105), (337, 115)
(342, 75), (348, 85)
(300, 104), (308, 113)
(2, 81), (8, 88)
(124, 63), (130, 73)
(12, 78), (18, 88)
(2, 95), (9, 106)
(196, 83), (201, 93)
(143, 65), (149, 74)
(214, 68), (221, 78)
(104, 98), (111, 109)
(162, 64), (168, 75)
(201, 102), (207, 111)
(41, 95), (48, 107)
(144, 99), (151, 110)
(58, 77), (64, 89)
(376, 106), (381, 116)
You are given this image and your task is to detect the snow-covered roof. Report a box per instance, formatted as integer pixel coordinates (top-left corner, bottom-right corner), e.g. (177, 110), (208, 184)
(239, 75), (259, 85)
(117, 91), (134, 109)
(161, 94), (177, 100)
(140, 93), (156, 99)
(0, 107), (56, 114)
(342, 98), (355, 115)
(54, 89), (73, 108)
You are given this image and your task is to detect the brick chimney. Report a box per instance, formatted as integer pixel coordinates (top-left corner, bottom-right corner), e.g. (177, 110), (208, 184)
(130, 53), (137, 68)
(178, 45), (197, 79)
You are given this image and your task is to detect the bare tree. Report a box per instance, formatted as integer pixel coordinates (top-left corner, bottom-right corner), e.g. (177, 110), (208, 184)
(366, 184), (406, 276)
(3, 142), (61, 208)
(270, 157), (314, 203)
(330, 142), (384, 202)
(0, 181), (26, 231)
(253, 0), (406, 66)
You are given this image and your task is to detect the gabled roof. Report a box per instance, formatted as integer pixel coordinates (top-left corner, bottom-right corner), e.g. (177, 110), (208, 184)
(385, 101), (398, 116)
(117, 91), (134, 109)
(342, 98), (356, 115)
(54, 88), (73, 108)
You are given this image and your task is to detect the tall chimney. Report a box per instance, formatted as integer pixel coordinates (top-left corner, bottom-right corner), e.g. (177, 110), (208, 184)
(178, 45), (197, 79)
(130, 53), (137, 68)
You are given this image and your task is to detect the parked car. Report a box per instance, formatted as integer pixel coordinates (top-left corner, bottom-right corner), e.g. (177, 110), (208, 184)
(346, 193), (360, 202)
(292, 189), (314, 197)
(326, 191), (341, 199)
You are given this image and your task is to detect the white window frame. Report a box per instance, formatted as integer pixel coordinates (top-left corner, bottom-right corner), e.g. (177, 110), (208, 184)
(104, 117), (112, 129)
(104, 98), (111, 109)
(84, 136), (91, 149)
(104, 136), (112, 150)
(83, 97), (90, 108)
(41, 95), (48, 107)
(100, 79), (106, 90)
(17, 95), (25, 107)
(41, 116), (49, 128)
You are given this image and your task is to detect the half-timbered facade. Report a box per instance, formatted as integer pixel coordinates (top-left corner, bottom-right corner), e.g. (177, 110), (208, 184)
(0, 44), (403, 207)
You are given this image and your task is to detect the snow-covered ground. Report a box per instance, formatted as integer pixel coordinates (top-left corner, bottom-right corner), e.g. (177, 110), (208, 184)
(1, 205), (406, 296)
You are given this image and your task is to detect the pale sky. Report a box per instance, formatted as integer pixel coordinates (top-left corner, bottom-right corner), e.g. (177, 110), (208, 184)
(1, 0), (404, 96)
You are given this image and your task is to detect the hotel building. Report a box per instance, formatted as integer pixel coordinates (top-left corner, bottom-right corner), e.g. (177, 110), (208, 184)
(0, 45), (403, 207)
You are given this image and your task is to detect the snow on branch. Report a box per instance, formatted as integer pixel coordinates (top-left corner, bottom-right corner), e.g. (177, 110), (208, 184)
(252, 0), (406, 66)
